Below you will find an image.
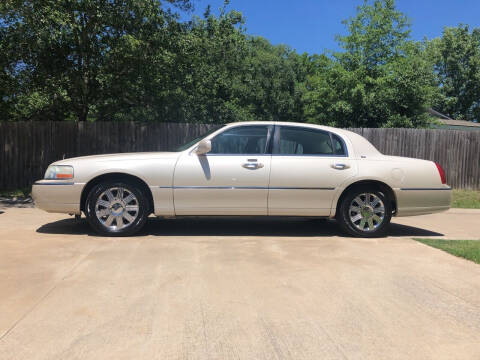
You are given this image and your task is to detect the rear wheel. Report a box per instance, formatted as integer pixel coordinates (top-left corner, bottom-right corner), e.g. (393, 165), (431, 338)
(337, 187), (392, 237)
(85, 181), (149, 236)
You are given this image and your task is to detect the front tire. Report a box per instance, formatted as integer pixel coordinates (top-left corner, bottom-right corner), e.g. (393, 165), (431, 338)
(336, 187), (392, 237)
(85, 181), (149, 236)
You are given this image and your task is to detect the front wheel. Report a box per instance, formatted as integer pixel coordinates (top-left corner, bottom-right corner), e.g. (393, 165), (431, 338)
(336, 187), (392, 237)
(85, 181), (149, 236)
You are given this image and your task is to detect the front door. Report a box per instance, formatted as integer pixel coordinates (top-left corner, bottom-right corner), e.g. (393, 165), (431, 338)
(173, 125), (273, 215)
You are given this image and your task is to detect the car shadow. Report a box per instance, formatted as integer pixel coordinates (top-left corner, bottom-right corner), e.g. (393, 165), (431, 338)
(36, 216), (444, 238)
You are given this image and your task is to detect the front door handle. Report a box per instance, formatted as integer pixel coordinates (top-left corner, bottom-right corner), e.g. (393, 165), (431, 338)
(332, 163), (350, 170)
(242, 162), (264, 170)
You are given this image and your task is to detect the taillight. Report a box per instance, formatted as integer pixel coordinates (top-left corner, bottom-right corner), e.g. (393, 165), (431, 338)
(434, 162), (446, 184)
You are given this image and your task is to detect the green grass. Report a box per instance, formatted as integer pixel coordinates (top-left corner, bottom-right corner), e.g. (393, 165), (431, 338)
(414, 239), (480, 264)
(452, 189), (480, 209)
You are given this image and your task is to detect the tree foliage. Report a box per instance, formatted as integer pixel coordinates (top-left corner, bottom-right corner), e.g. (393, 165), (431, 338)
(0, 0), (193, 122)
(336, 0), (411, 72)
(0, 0), (479, 126)
(303, 0), (437, 128)
(427, 25), (480, 121)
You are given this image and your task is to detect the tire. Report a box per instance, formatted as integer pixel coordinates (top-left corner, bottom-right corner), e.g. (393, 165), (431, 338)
(85, 181), (149, 236)
(336, 186), (392, 238)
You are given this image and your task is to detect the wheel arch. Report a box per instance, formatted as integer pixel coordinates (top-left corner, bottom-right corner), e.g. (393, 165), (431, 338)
(80, 172), (154, 214)
(333, 180), (397, 218)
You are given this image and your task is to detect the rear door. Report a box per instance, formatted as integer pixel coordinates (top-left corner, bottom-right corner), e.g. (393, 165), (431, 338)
(268, 125), (356, 216)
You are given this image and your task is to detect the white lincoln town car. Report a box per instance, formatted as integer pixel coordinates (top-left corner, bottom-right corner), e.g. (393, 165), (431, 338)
(32, 122), (451, 237)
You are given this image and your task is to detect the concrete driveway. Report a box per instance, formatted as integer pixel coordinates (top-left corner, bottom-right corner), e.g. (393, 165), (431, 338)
(0, 208), (479, 360)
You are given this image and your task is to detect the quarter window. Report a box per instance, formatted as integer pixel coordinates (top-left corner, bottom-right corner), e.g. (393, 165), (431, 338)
(209, 126), (270, 155)
(332, 134), (346, 156)
(275, 127), (345, 156)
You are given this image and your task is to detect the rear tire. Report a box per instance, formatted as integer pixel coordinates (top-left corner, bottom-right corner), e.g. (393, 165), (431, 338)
(85, 181), (149, 236)
(336, 186), (392, 238)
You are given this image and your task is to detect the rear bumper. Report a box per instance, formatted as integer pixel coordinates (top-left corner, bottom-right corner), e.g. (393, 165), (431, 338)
(32, 180), (84, 214)
(394, 186), (452, 217)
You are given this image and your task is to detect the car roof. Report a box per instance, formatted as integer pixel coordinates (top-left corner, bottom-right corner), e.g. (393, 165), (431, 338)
(225, 121), (336, 131)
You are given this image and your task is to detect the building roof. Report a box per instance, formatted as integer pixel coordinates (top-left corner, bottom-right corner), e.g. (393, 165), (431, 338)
(428, 108), (453, 120)
(437, 118), (480, 128)
(428, 108), (480, 130)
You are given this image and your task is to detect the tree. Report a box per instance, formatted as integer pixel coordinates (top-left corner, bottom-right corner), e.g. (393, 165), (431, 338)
(1, 0), (476, 127)
(336, 0), (411, 73)
(233, 37), (307, 123)
(428, 25), (480, 121)
(167, 8), (307, 123)
(303, 0), (436, 128)
(170, 6), (250, 123)
(0, 24), (16, 119)
(0, 0), (192, 122)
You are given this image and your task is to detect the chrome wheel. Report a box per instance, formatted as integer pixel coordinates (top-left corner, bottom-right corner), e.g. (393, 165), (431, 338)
(95, 187), (139, 231)
(349, 193), (385, 232)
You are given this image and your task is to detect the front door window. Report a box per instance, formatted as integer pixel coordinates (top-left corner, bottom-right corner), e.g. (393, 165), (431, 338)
(210, 126), (270, 155)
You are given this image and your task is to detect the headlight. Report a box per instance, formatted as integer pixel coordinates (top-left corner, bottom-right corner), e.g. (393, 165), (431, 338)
(44, 165), (74, 180)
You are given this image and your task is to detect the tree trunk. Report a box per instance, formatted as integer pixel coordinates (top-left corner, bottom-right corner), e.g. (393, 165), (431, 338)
(78, 104), (89, 122)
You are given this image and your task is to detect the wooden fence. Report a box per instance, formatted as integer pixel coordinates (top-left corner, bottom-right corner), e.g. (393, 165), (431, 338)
(1, 121), (479, 190)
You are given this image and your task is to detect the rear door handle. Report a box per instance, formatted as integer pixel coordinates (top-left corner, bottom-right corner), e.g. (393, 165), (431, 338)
(332, 163), (349, 170)
(242, 162), (264, 170)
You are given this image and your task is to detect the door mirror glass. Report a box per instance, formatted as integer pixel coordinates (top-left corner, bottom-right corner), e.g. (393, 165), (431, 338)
(195, 139), (212, 155)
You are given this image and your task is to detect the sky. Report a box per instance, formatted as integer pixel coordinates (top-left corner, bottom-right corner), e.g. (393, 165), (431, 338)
(188, 0), (480, 54)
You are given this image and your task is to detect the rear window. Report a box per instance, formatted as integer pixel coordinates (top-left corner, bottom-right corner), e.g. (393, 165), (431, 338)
(275, 126), (346, 156)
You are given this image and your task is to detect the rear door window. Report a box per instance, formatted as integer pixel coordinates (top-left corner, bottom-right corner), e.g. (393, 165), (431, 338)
(275, 127), (342, 156)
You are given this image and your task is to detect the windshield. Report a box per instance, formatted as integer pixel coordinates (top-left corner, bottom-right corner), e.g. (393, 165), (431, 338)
(174, 125), (224, 152)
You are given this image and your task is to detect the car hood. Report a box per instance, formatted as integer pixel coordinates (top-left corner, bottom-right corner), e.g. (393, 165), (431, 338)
(53, 152), (181, 166)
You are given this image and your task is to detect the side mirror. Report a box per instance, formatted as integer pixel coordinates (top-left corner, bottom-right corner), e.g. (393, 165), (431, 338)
(195, 139), (211, 155)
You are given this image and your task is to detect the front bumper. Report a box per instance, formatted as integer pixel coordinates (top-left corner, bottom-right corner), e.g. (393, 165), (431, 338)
(394, 186), (452, 217)
(32, 180), (84, 214)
